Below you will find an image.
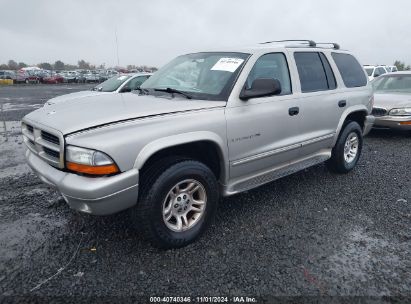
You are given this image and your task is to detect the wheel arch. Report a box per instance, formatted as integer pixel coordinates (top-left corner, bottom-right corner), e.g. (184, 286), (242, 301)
(333, 106), (369, 145)
(134, 131), (229, 183)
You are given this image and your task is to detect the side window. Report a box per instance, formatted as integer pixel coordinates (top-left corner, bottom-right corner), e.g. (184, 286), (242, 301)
(128, 76), (148, 90)
(319, 53), (336, 90)
(294, 52), (331, 93)
(378, 67), (387, 75)
(245, 53), (291, 95)
(331, 53), (367, 87)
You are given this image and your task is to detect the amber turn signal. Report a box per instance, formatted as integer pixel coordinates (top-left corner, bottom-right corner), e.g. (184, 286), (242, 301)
(66, 161), (119, 175)
(399, 121), (411, 125)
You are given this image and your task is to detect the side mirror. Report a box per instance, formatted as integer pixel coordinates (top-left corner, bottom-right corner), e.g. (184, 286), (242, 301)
(240, 78), (282, 101)
(374, 73), (380, 78)
(120, 87), (132, 93)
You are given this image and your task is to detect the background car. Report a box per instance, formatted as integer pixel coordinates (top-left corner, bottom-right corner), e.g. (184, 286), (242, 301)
(364, 65), (389, 81)
(15, 70), (40, 84)
(60, 71), (78, 83)
(42, 73), (65, 84)
(0, 70), (17, 81)
(385, 65), (398, 73)
(85, 71), (101, 83)
(371, 71), (411, 131)
(45, 73), (152, 105)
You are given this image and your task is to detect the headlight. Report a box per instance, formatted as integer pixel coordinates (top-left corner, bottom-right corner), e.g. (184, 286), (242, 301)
(66, 145), (119, 175)
(389, 108), (411, 116)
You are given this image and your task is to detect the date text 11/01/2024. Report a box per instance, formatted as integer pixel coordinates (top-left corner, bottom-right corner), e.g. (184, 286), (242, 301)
(149, 296), (257, 303)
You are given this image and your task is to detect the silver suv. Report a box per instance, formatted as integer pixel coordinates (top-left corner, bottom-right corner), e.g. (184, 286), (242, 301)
(22, 40), (374, 248)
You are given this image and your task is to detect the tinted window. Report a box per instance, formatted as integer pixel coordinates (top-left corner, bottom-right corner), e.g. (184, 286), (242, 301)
(245, 53), (291, 95)
(125, 75), (150, 90)
(294, 52), (329, 92)
(331, 53), (367, 87)
(319, 53), (336, 89)
(365, 68), (374, 76)
(378, 67), (387, 75)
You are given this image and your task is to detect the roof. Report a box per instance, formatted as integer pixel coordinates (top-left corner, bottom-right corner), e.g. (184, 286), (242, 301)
(382, 71), (411, 75)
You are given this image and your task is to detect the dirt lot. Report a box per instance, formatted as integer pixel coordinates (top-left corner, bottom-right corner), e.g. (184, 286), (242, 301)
(0, 84), (410, 302)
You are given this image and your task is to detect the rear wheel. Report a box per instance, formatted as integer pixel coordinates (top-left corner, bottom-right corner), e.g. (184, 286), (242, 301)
(130, 157), (219, 249)
(327, 121), (363, 173)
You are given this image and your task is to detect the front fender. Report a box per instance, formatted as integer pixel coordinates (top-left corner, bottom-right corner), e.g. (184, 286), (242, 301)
(133, 131), (229, 183)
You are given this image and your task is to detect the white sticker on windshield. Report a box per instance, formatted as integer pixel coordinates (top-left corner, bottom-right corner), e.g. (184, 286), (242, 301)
(211, 58), (244, 73)
(117, 75), (128, 80)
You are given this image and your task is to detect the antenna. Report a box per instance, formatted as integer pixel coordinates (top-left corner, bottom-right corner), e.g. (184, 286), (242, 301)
(115, 27), (120, 67)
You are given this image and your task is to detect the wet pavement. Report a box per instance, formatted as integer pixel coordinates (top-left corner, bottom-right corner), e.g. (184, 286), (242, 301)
(0, 84), (410, 302)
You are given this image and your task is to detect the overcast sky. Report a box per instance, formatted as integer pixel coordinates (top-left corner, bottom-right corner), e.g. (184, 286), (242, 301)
(1, 0), (410, 68)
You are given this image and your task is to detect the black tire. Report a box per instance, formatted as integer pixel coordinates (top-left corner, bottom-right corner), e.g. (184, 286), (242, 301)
(327, 121), (363, 173)
(131, 157), (219, 249)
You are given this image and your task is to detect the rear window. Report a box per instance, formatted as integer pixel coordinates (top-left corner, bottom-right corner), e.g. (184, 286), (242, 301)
(331, 53), (367, 88)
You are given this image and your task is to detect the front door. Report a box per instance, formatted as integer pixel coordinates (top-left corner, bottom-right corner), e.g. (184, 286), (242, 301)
(226, 52), (302, 182)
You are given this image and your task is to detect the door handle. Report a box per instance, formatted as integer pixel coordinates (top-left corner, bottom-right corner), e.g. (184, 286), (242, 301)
(288, 107), (299, 116)
(338, 100), (347, 108)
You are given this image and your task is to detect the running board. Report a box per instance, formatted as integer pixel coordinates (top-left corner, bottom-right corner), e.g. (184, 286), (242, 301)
(224, 150), (331, 196)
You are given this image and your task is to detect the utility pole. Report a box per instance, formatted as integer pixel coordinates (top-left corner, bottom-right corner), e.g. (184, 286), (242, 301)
(115, 28), (120, 67)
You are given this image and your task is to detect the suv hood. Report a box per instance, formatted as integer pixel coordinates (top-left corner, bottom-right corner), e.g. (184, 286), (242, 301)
(374, 92), (411, 109)
(46, 90), (108, 105)
(24, 93), (225, 135)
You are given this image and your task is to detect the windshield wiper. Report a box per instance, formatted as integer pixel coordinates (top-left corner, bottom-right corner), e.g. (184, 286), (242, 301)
(154, 87), (192, 99)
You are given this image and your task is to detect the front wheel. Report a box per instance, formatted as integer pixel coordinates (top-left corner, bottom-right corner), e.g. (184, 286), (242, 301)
(327, 121), (363, 173)
(131, 158), (219, 249)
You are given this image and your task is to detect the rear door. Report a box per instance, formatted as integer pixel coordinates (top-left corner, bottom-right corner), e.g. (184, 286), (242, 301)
(291, 51), (345, 156)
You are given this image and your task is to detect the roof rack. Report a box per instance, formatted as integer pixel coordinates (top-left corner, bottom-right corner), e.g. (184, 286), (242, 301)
(316, 42), (340, 50)
(259, 39), (316, 47)
(259, 40), (341, 50)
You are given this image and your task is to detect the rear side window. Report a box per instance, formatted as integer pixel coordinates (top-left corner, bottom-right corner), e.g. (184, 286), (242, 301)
(331, 53), (367, 87)
(319, 53), (336, 90)
(245, 53), (292, 95)
(294, 52), (335, 93)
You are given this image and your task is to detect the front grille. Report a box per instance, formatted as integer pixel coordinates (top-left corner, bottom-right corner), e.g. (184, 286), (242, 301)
(22, 123), (63, 168)
(43, 147), (60, 158)
(41, 131), (60, 145)
(372, 107), (387, 117)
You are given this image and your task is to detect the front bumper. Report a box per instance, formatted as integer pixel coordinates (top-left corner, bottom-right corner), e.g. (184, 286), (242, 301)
(373, 115), (411, 130)
(363, 115), (375, 136)
(26, 149), (139, 215)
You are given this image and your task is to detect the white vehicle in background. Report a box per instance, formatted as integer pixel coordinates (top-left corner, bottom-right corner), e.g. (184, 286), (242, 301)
(45, 73), (152, 105)
(364, 65), (389, 81)
(385, 65), (398, 73)
(61, 71), (79, 83)
(85, 71), (101, 83)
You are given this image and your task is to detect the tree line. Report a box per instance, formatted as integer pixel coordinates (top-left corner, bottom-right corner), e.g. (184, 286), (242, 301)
(393, 61), (410, 71)
(0, 59), (157, 71)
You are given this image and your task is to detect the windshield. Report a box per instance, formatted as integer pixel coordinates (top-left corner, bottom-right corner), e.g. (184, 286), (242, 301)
(373, 75), (411, 93)
(141, 52), (250, 101)
(365, 68), (373, 76)
(92, 75), (131, 92)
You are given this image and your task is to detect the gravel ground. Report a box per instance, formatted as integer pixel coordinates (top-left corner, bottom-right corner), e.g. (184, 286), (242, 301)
(0, 84), (410, 303)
